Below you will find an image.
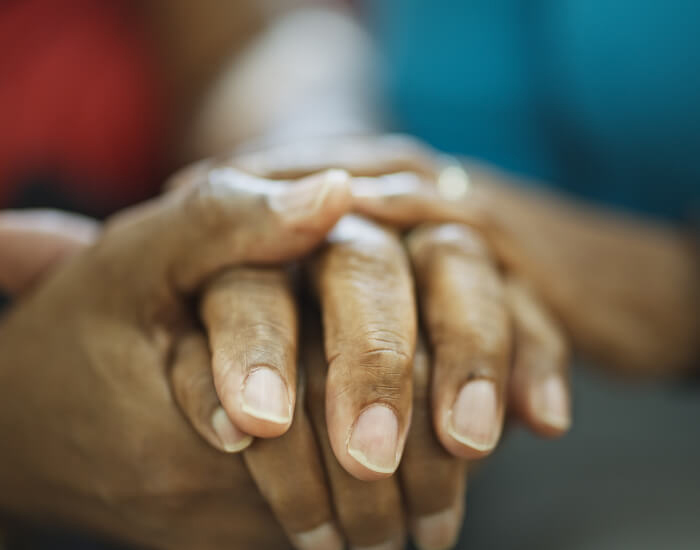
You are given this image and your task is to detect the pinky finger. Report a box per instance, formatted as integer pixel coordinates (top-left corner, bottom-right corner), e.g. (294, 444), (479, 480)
(506, 277), (572, 438)
(170, 331), (253, 453)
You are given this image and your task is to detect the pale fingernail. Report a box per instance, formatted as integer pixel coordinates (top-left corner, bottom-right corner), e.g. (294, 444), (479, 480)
(241, 367), (291, 424)
(448, 379), (501, 452)
(269, 169), (349, 223)
(533, 374), (571, 431)
(414, 507), (461, 550)
(348, 404), (399, 474)
(291, 522), (343, 550)
(211, 407), (252, 453)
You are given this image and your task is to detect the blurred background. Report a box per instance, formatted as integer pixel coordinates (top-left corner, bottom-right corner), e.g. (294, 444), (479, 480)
(1, 0), (698, 548)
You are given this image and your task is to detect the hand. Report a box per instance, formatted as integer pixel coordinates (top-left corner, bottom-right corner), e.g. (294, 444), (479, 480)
(0, 166), (352, 549)
(171, 294), (467, 550)
(227, 137), (572, 466)
(174, 139), (572, 548)
(0, 210), (466, 550)
(351, 159), (699, 375)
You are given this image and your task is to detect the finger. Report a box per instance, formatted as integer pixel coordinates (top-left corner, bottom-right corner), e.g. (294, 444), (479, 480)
(169, 326), (343, 550)
(0, 209), (98, 294)
(302, 312), (406, 549)
(506, 277), (572, 437)
(201, 267), (297, 438)
(232, 134), (439, 180)
(351, 170), (490, 231)
(311, 215), (416, 480)
(103, 167), (352, 292)
(243, 370), (344, 550)
(169, 331), (252, 453)
(407, 224), (512, 459)
(400, 336), (466, 550)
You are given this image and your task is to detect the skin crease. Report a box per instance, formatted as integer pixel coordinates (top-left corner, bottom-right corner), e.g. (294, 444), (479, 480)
(171, 142), (574, 549)
(0, 147), (571, 549)
(229, 137), (574, 450)
(5, 128), (694, 549)
(1, 0), (693, 542)
(170, 138), (571, 484)
(0, 165), (354, 550)
(0, 213), (466, 550)
(341, 138), (699, 377)
(0, 4), (605, 547)
(166, 140), (575, 547)
(229, 134), (698, 377)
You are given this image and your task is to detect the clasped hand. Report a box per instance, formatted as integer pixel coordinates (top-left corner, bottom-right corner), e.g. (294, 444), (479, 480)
(0, 136), (572, 550)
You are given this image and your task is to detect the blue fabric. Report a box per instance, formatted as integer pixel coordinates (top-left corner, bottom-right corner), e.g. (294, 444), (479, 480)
(369, 0), (700, 221)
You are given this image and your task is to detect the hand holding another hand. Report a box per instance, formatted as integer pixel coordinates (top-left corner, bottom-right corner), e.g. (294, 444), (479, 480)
(0, 137), (581, 550)
(0, 167), (351, 549)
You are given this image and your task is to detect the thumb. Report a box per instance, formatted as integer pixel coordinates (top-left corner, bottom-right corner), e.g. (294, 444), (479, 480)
(104, 166), (352, 292)
(0, 210), (98, 295)
(350, 172), (491, 231)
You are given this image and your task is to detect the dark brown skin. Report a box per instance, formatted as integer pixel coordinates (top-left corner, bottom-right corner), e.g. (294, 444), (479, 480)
(175, 141), (573, 549)
(229, 138), (573, 466)
(0, 166), (352, 550)
(0, 138), (576, 550)
(347, 137), (699, 377)
(0, 211), (466, 550)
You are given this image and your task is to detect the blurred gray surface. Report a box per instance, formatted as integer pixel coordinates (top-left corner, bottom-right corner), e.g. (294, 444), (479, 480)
(444, 366), (700, 550)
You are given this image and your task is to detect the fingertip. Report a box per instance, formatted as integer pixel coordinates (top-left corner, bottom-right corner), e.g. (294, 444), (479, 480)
(347, 404), (401, 477)
(210, 406), (253, 453)
(291, 522), (344, 550)
(224, 367), (295, 439)
(328, 402), (407, 482)
(439, 380), (504, 460)
(528, 373), (572, 437)
(413, 505), (463, 550)
(269, 169), (352, 231)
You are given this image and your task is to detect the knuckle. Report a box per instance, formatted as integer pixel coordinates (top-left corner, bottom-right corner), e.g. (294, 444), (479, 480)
(354, 330), (414, 382)
(182, 167), (265, 234)
(327, 223), (401, 262)
(410, 222), (488, 251)
(433, 304), (511, 362)
(241, 320), (293, 347)
(330, 331), (413, 405)
(182, 178), (230, 234)
(359, 328), (413, 362)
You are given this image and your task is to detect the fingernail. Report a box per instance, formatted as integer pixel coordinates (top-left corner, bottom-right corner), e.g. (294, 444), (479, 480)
(211, 407), (252, 452)
(292, 522), (343, 550)
(414, 507), (461, 550)
(532, 374), (571, 431)
(269, 169), (349, 223)
(448, 379), (501, 452)
(348, 404), (399, 474)
(241, 367), (291, 424)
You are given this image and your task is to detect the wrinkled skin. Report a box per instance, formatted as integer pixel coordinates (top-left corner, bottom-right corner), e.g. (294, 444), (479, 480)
(0, 166), (352, 550)
(0, 136), (573, 550)
(348, 148), (699, 376)
(230, 134), (698, 375)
